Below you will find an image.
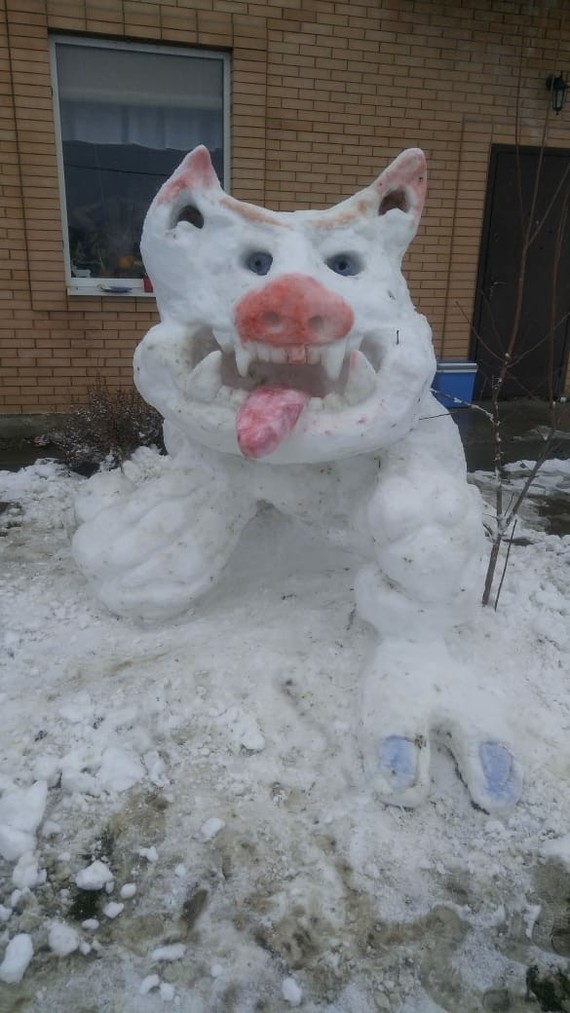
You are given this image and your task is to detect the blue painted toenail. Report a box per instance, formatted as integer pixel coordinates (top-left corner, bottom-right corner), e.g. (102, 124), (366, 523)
(378, 735), (417, 791)
(479, 741), (520, 803)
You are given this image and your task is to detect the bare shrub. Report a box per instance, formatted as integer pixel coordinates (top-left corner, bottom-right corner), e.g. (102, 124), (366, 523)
(50, 379), (164, 472)
(456, 11), (570, 608)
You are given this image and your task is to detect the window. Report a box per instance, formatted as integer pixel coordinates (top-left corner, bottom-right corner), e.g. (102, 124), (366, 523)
(50, 36), (229, 295)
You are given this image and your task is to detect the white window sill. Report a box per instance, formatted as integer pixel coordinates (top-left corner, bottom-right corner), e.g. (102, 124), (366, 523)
(67, 284), (155, 299)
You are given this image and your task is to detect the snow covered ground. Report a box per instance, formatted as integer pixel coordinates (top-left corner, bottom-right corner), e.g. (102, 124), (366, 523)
(0, 451), (570, 1011)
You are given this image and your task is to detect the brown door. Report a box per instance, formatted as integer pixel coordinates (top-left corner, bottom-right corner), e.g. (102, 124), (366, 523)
(472, 145), (570, 399)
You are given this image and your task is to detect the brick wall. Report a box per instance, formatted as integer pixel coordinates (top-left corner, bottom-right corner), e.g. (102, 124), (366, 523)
(1, 0), (569, 411)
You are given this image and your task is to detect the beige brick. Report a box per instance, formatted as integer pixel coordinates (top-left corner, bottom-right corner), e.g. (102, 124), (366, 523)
(0, 0), (569, 410)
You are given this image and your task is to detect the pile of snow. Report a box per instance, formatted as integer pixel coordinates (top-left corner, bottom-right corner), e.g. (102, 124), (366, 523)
(0, 456), (570, 1010)
(0, 934), (34, 984)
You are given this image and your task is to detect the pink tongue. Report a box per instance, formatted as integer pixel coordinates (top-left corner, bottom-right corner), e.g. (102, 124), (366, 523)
(236, 385), (309, 459)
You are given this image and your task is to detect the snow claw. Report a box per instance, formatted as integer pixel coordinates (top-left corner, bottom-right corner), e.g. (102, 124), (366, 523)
(478, 741), (523, 809)
(378, 735), (419, 793)
(372, 733), (431, 807)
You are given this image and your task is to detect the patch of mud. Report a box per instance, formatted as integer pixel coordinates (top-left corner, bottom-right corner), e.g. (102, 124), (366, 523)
(535, 496), (570, 537)
(526, 964), (570, 1012)
(532, 859), (570, 957)
(471, 462), (570, 537)
(0, 500), (23, 536)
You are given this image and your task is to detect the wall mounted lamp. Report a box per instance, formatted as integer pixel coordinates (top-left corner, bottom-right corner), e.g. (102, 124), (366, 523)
(545, 72), (568, 114)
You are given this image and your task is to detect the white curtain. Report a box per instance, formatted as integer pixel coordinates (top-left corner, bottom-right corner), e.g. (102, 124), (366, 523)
(60, 101), (222, 151)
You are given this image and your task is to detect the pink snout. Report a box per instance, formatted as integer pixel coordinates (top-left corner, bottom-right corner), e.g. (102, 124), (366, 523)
(235, 274), (354, 346)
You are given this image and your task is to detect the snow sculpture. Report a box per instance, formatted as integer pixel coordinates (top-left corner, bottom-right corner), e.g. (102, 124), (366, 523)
(73, 146), (522, 813)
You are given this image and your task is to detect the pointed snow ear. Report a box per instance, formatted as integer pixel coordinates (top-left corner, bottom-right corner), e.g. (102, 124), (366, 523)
(373, 148), (427, 251)
(155, 145), (222, 210)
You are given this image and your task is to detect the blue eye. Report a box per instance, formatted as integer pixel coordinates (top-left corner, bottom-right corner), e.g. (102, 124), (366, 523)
(245, 251), (273, 275)
(326, 253), (362, 277)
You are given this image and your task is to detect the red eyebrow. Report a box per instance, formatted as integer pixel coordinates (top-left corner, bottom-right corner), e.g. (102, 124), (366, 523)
(220, 196), (289, 228)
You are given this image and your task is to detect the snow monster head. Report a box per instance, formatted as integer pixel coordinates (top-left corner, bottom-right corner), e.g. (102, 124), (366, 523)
(135, 145), (436, 464)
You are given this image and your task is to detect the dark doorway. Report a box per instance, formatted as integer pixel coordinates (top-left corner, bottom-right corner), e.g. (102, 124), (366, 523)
(472, 145), (570, 399)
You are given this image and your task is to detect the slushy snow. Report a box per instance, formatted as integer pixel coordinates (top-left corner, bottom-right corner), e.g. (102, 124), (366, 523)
(0, 933), (33, 984)
(48, 922), (79, 956)
(0, 781), (47, 861)
(151, 943), (186, 962)
(199, 817), (226, 841)
(75, 860), (113, 891)
(103, 902), (124, 920)
(282, 976), (303, 1006)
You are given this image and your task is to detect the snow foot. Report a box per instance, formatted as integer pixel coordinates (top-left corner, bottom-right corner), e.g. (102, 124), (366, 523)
(378, 736), (419, 792)
(373, 733), (431, 808)
(476, 741), (523, 812)
(359, 639), (522, 813)
(448, 732), (523, 815)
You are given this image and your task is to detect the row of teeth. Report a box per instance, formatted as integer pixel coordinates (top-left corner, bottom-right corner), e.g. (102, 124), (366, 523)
(185, 345), (378, 409)
(235, 339), (350, 380)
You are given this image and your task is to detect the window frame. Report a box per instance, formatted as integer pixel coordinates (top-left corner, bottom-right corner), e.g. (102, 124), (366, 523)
(49, 34), (231, 297)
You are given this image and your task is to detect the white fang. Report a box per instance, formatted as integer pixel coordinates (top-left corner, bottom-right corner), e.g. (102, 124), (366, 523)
(320, 340), (347, 382)
(344, 350), (377, 405)
(235, 343), (254, 377)
(186, 350), (223, 402)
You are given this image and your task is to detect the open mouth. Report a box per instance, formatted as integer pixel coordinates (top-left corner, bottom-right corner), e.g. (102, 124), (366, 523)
(179, 328), (386, 459)
(185, 329), (381, 411)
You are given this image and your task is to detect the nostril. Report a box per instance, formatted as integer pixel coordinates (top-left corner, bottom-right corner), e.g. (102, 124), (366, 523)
(262, 311), (281, 329)
(308, 315), (324, 333)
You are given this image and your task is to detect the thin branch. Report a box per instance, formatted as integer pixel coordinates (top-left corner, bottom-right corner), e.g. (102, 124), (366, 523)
(498, 63), (552, 384)
(427, 389), (494, 421)
(478, 4), (568, 608)
(507, 309), (570, 368)
(504, 435), (559, 528)
(528, 162), (570, 249)
(455, 299), (510, 365)
(494, 519), (518, 611)
(549, 181), (570, 414)
(514, 33), (524, 237)
(478, 286), (508, 358)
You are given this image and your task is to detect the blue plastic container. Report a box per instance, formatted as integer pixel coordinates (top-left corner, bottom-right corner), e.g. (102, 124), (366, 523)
(432, 361), (478, 408)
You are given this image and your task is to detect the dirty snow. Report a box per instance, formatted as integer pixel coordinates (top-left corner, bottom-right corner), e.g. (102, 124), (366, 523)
(0, 933), (34, 984)
(47, 920), (79, 956)
(75, 860), (113, 892)
(0, 453), (569, 1010)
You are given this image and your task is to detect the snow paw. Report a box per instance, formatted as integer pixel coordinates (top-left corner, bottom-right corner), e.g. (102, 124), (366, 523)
(372, 733), (431, 808)
(359, 639), (522, 813)
(378, 736), (420, 792)
(74, 470), (133, 525)
(464, 740), (523, 814)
